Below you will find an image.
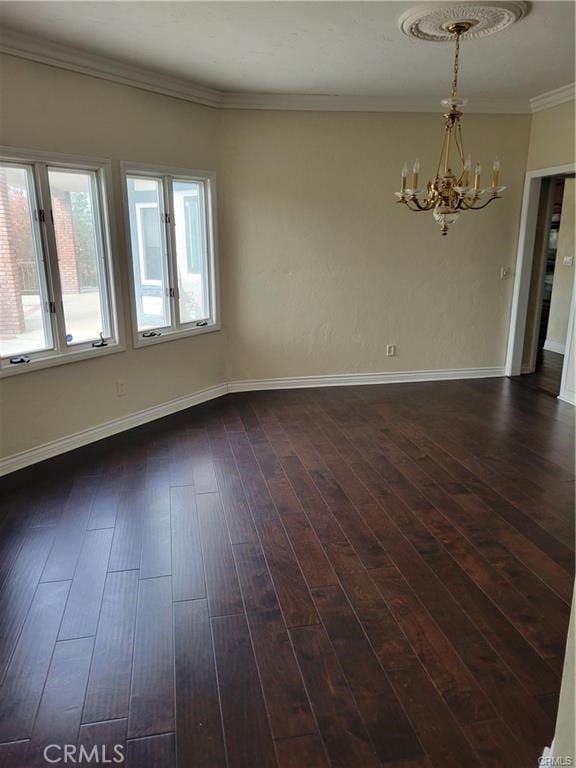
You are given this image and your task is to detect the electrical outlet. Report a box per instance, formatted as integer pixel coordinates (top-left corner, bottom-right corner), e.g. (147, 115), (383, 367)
(116, 379), (127, 397)
(500, 267), (511, 280)
(386, 344), (396, 357)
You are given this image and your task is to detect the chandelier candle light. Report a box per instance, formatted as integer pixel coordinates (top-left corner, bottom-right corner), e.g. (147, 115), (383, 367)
(395, 21), (506, 235)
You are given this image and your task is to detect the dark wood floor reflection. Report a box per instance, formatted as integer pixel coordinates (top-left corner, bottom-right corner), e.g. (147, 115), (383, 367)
(0, 378), (574, 768)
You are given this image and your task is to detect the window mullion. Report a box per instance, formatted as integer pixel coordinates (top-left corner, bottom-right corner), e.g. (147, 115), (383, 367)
(35, 163), (67, 353)
(91, 171), (112, 339)
(23, 164), (54, 356)
(164, 176), (180, 331)
(203, 179), (215, 323)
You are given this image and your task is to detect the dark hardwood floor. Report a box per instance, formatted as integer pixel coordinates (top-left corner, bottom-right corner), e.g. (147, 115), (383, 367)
(0, 378), (574, 768)
(513, 349), (565, 397)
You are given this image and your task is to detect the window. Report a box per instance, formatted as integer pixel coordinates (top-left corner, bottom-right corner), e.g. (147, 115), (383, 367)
(0, 164), (53, 358)
(123, 164), (218, 345)
(0, 150), (120, 375)
(127, 177), (170, 331)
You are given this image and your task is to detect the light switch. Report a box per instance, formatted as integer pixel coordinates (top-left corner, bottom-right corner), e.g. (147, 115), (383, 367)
(562, 255), (574, 267)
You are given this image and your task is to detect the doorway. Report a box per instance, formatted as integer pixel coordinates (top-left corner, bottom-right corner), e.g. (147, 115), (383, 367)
(517, 176), (574, 395)
(505, 164), (576, 403)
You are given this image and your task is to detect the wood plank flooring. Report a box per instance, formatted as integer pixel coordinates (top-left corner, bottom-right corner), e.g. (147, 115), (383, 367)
(513, 349), (564, 397)
(0, 378), (574, 768)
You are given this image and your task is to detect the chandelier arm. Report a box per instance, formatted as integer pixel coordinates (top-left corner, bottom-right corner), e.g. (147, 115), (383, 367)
(461, 195), (500, 210)
(414, 196), (438, 211)
(444, 122), (452, 175)
(401, 198), (433, 212)
(435, 123), (450, 180)
(455, 119), (466, 168)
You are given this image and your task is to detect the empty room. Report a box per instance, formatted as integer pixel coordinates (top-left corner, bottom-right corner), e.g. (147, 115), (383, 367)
(0, 2), (574, 767)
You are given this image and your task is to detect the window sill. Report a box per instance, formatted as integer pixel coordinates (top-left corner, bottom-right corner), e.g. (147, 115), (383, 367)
(133, 321), (221, 349)
(0, 341), (125, 378)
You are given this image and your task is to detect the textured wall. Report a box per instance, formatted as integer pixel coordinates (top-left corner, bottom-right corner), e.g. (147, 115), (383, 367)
(218, 109), (530, 380)
(527, 101), (575, 171)
(0, 54), (226, 458)
(3, 52), (568, 462)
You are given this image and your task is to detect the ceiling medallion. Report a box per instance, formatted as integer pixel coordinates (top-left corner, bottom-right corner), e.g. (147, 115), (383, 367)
(393, 4), (528, 235)
(398, 2), (529, 42)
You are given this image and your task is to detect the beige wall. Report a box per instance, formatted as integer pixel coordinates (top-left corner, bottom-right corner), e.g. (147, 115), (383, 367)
(219, 110), (530, 380)
(0, 51), (563, 462)
(527, 101), (575, 171)
(547, 179), (575, 351)
(0, 54), (226, 459)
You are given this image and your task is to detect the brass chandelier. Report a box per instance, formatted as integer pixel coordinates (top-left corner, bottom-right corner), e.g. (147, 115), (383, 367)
(395, 21), (506, 236)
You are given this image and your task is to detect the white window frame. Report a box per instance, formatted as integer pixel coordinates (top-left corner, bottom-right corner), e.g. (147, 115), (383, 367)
(0, 147), (123, 377)
(121, 161), (220, 348)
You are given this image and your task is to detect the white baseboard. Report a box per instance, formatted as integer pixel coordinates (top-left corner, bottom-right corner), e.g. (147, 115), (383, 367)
(0, 366), (506, 477)
(521, 363), (535, 374)
(543, 339), (565, 355)
(0, 383), (228, 477)
(540, 741), (555, 766)
(228, 366), (506, 392)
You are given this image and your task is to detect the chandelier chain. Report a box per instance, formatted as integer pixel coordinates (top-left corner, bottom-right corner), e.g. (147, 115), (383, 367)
(451, 32), (461, 100)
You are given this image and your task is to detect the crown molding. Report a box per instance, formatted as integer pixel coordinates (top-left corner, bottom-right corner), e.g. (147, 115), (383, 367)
(219, 91), (528, 113)
(530, 83), (576, 113)
(0, 27), (533, 114)
(0, 28), (223, 108)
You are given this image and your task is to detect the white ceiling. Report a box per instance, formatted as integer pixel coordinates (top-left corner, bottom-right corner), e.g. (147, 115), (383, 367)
(0, 1), (574, 112)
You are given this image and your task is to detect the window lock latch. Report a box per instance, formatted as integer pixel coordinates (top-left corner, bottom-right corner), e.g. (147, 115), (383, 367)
(196, 321), (208, 327)
(142, 330), (162, 338)
(10, 355), (31, 365)
(45, 300), (56, 314)
(92, 332), (108, 348)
